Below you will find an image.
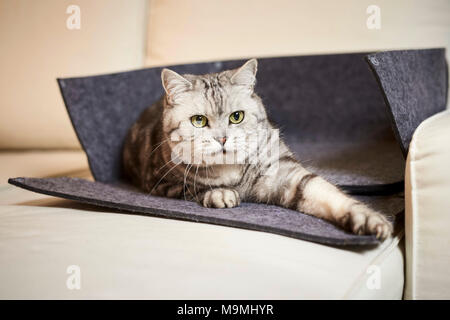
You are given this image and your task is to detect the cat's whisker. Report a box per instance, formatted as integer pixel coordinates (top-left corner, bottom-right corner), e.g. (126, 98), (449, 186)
(145, 138), (171, 160)
(183, 164), (195, 201)
(150, 137), (171, 149)
(205, 166), (214, 192)
(209, 164), (218, 177)
(150, 162), (181, 195)
(182, 163), (190, 201)
(187, 164), (196, 199)
(193, 165), (200, 203)
(155, 157), (178, 174)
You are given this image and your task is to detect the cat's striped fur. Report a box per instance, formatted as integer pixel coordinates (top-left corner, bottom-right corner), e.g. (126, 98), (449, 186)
(123, 59), (392, 239)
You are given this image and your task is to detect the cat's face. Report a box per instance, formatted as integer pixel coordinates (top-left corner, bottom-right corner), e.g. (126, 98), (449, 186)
(161, 59), (267, 166)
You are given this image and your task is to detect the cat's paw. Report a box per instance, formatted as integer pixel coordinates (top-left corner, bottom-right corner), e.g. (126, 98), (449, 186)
(202, 188), (240, 209)
(338, 203), (393, 240)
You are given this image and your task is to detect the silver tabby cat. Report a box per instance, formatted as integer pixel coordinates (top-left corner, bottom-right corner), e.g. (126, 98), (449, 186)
(123, 59), (392, 239)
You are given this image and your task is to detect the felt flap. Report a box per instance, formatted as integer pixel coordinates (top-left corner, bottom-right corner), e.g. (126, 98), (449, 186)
(58, 53), (405, 190)
(8, 177), (404, 246)
(367, 48), (448, 156)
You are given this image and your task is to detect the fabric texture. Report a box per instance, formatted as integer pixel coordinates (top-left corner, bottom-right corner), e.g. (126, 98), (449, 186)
(367, 49), (448, 156)
(404, 110), (450, 299)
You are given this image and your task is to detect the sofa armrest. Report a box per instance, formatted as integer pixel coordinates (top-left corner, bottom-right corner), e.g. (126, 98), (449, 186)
(404, 110), (450, 299)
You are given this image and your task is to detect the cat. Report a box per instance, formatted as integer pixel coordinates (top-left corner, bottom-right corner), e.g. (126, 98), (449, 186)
(122, 59), (393, 239)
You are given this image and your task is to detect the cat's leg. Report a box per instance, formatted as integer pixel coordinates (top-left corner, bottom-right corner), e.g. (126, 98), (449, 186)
(252, 162), (393, 239)
(148, 181), (185, 198)
(199, 188), (241, 209)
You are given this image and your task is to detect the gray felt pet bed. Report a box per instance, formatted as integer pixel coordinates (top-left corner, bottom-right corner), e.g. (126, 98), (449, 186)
(9, 48), (448, 246)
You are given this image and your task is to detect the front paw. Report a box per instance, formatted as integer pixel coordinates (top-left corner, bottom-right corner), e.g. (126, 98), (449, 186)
(201, 188), (240, 208)
(339, 203), (393, 240)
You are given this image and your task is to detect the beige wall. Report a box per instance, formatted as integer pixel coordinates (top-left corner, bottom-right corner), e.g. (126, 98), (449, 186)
(146, 0), (450, 66)
(1, 0), (449, 150)
(0, 0), (148, 149)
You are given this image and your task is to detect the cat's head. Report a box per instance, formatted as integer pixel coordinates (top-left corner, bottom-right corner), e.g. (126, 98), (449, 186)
(161, 59), (268, 166)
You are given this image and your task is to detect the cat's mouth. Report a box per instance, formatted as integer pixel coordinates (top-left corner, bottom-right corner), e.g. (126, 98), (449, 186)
(202, 148), (239, 159)
(206, 149), (227, 156)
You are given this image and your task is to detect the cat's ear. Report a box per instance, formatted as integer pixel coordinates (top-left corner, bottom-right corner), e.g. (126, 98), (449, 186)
(230, 59), (258, 87)
(161, 68), (192, 102)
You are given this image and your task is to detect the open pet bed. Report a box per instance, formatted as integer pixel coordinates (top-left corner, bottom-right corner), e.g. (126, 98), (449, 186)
(9, 48), (448, 246)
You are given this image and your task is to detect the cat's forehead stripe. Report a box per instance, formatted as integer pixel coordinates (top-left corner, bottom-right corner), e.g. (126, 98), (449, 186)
(197, 75), (228, 116)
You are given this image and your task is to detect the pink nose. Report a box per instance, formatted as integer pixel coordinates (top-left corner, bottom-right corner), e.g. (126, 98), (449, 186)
(219, 137), (227, 145)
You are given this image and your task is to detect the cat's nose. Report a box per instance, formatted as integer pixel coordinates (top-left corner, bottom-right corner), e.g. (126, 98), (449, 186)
(217, 136), (227, 146)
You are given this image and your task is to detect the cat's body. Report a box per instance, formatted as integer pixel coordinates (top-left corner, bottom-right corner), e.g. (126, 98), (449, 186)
(123, 59), (392, 239)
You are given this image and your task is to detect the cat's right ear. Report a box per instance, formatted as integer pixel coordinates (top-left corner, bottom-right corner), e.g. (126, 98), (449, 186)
(161, 68), (192, 103)
(230, 59), (258, 87)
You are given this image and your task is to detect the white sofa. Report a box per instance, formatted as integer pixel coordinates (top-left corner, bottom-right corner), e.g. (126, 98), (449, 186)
(1, 0), (449, 299)
(405, 110), (450, 299)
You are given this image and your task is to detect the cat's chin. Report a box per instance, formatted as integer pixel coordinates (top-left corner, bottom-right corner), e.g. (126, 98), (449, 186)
(202, 150), (230, 159)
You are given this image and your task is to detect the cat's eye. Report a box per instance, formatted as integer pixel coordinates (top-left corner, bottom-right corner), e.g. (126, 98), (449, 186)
(229, 111), (244, 124)
(191, 115), (208, 128)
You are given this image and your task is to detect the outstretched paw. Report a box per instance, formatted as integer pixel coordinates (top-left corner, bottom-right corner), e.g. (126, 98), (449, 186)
(201, 188), (240, 209)
(338, 203), (393, 240)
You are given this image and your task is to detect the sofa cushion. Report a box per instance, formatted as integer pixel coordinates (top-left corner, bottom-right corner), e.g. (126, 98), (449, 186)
(145, 0), (450, 67)
(0, 150), (89, 184)
(0, 188), (404, 299)
(405, 110), (450, 299)
(0, 0), (148, 149)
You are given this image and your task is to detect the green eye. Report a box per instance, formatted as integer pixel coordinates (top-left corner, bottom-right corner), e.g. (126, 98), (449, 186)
(191, 115), (208, 128)
(229, 111), (244, 124)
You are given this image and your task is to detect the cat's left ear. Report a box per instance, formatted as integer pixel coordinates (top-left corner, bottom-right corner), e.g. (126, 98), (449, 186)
(161, 68), (193, 102)
(230, 59), (258, 87)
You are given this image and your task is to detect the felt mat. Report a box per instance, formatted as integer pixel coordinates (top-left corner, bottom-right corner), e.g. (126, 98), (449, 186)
(58, 52), (408, 189)
(367, 49), (448, 156)
(9, 49), (447, 246)
(287, 139), (405, 194)
(8, 177), (404, 246)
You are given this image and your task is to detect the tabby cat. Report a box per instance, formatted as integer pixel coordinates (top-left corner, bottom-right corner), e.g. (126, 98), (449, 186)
(123, 59), (392, 239)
